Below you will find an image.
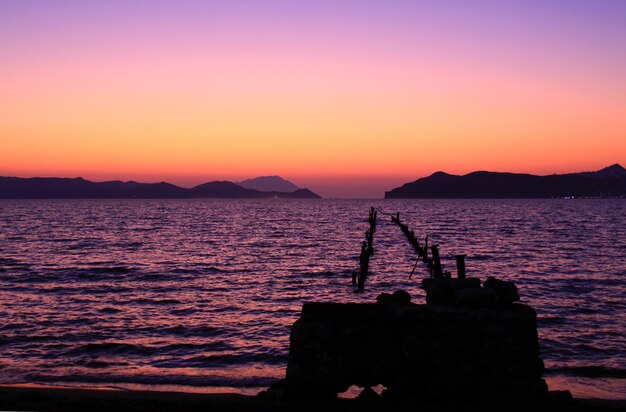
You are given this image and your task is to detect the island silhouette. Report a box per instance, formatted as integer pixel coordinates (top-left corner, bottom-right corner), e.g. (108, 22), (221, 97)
(0, 176), (320, 199)
(238, 176), (300, 193)
(385, 164), (626, 198)
(2, 165), (625, 199)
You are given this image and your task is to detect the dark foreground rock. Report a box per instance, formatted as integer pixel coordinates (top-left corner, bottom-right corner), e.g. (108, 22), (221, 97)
(271, 290), (547, 405)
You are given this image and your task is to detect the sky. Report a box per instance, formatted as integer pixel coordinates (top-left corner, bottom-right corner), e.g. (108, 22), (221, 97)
(1, 0), (625, 198)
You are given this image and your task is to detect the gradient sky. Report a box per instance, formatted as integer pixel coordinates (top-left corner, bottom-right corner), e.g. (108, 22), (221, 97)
(1, 0), (625, 197)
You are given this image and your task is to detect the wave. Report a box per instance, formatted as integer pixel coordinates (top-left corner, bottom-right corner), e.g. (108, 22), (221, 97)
(67, 342), (155, 356)
(0, 257), (25, 266)
(29, 266), (138, 279)
(64, 341), (235, 358)
(162, 325), (222, 338)
(27, 372), (280, 388)
(574, 344), (612, 354)
(0, 266), (146, 284)
(74, 358), (110, 369)
(131, 298), (181, 305)
(89, 266), (134, 274)
(158, 342), (233, 352)
(67, 241), (102, 250)
(572, 307), (599, 314)
(170, 266), (227, 275)
(99, 307), (122, 314)
(0, 322), (30, 330)
(84, 260), (117, 265)
(537, 316), (567, 325)
(546, 366), (626, 378)
(304, 270), (337, 278)
(169, 307), (198, 315)
(154, 352), (288, 368)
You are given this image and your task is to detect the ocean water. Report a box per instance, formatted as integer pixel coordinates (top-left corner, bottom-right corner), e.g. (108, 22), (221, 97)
(0, 199), (624, 399)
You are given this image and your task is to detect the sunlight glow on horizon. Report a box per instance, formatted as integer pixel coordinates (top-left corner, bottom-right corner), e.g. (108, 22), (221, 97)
(1, 1), (625, 197)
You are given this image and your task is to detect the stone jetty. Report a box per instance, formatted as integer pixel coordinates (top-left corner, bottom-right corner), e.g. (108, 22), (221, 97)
(266, 278), (548, 405)
(263, 209), (559, 406)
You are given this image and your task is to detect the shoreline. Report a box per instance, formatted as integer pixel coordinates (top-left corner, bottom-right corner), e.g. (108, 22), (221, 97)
(1, 385), (625, 412)
(3, 374), (624, 402)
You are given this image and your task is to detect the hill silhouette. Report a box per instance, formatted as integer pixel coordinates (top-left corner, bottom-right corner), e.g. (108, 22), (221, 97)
(238, 176), (300, 192)
(385, 164), (626, 198)
(0, 177), (321, 199)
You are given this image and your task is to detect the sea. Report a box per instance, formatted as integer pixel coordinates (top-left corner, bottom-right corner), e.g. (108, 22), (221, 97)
(0, 199), (624, 399)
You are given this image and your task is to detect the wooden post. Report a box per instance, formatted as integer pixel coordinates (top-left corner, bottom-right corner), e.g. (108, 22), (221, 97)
(357, 205), (377, 289)
(430, 245), (443, 278)
(358, 241), (368, 290)
(360, 241), (368, 262)
(366, 230), (373, 256)
(454, 254), (467, 279)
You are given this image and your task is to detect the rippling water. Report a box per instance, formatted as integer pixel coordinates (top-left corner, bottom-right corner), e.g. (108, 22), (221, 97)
(0, 199), (624, 399)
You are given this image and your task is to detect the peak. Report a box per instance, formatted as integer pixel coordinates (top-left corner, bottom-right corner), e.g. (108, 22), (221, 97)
(430, 171), (451, 177)
(239, 175), (299, 192)
(585, 163), (626, 178)
(245, 175), (285, 181)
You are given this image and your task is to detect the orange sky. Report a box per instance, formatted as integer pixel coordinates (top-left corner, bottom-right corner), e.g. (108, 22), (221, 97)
(1, 1), (625, 197)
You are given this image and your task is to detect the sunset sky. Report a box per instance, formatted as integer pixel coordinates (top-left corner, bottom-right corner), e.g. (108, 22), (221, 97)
(1, 1), (625, 197)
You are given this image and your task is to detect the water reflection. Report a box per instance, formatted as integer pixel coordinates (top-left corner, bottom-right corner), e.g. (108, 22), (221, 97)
(0, 199), (624, 398)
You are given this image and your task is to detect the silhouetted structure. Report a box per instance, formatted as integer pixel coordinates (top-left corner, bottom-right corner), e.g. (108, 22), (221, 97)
(269, 286), (547, 404)
(430, 245), (443, 278)
(454, 254), (467, 279)
(355, 208), (377, 290)
(263, 209), (566, 406)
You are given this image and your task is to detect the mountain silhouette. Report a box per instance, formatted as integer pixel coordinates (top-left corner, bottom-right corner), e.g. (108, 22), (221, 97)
(238, 176), (300, 192)
(0, 177), (321, 199)
(385, 164), (626, 198)
(573, 163), (626, 179)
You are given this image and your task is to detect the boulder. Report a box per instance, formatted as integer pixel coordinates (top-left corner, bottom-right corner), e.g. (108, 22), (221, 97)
(484, 277), (520, 304)
(376, 290), (411, 305)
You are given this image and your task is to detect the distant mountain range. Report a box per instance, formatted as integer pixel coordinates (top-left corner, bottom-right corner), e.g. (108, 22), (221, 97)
(238, 176), (300, 192)
(385, 164), (626, 198)
(0, 176), (320, 199)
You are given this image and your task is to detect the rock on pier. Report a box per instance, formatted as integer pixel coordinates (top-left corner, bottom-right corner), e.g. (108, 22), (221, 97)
(271, 283), (547, 404)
